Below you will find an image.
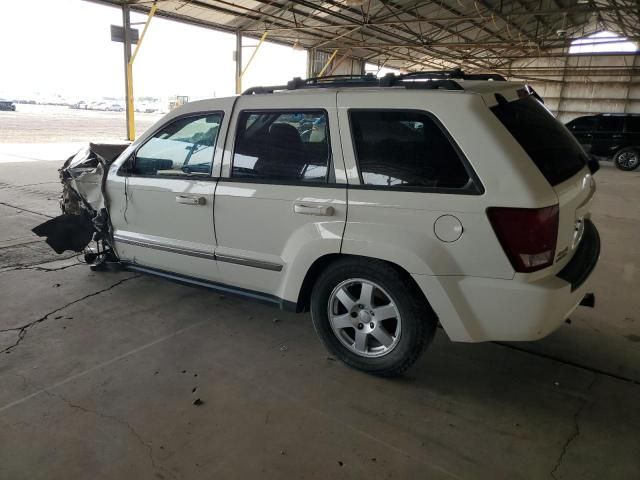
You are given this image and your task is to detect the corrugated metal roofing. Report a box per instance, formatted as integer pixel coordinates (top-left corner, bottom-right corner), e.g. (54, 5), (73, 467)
(93, 0), (640, 76)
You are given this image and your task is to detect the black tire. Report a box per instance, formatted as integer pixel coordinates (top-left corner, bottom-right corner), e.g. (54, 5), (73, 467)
(613, 147), (640, 171)
(310, 258), (437, 377)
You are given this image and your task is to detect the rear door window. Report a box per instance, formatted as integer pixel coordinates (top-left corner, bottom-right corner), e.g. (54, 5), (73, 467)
(625, 116), (640, 133)
(349, 110), (473, 191)
(490, 96), (587, 186)
(597, 116), (624, 132)
(232, 110), (330, 183)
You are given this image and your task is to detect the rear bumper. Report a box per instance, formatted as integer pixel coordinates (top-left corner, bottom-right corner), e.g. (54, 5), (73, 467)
(557, 219), (600, 291)
(412, 221), (600, 342)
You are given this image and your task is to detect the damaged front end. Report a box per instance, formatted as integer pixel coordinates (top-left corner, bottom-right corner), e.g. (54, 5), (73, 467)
(32, 143), (129, 269)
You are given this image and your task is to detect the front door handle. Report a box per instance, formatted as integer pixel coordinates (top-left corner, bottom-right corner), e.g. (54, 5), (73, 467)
(294, 203), (334, 216)
(176, 195), (206, 206)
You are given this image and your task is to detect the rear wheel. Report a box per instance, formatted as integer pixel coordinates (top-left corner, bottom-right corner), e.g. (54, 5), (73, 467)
(613, 147), (640, 171)
(310, 258), (436, 377)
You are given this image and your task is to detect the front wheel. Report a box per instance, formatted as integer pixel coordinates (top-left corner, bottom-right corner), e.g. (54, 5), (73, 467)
(310, 258), (436, 377)
(614, 147), (640, 171)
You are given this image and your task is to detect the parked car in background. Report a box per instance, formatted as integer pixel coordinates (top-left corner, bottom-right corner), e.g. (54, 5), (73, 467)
(566, 113), (640, 171)
(0, 99), (16, 111)
(70, 101), (89, 110)
(35, 72), (600, 377)
(107, 103), (125, 112)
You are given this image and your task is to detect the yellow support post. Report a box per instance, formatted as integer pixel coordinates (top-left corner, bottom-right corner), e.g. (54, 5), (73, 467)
(240, 31), (269, 82)
(317, 49), (338, 77)
(125, 2), (157, 141)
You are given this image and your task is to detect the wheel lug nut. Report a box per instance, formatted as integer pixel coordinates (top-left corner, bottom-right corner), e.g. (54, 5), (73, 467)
(357, 323), (364, 330)
(358, 304), (364, 309)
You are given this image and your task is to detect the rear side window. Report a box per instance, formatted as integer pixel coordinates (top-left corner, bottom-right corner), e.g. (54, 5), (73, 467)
(349, 110), (472, 190)
(491, 96), (587, 186)
(597, 116), (624, 132)
(626, 116), (640, 133)
(232, 110), (330, 183)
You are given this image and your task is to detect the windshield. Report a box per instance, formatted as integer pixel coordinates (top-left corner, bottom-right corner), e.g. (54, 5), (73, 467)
(491, 95), (587, 186)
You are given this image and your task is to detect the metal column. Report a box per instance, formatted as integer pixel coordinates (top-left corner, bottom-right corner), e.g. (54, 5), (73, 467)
(235, 31), (242, 94)
(122, 4), (134, 141)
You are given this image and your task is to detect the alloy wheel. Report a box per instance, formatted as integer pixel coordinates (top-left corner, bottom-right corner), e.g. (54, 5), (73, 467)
(327, 278), (401, 358)
(618, 151), (639, 169)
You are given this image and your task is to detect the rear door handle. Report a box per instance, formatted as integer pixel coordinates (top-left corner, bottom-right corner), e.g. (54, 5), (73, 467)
(176, 195), (206, 205)
(294, 203), (334, 216)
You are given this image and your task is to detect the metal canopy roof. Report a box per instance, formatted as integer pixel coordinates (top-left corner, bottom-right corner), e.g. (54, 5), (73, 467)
(93, 0), (640, 75)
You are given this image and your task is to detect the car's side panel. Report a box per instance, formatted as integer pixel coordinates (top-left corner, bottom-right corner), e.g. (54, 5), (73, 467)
(335, 89), (565, 342)
(214, 91), (348, 302)
(107, 98), (236, 282)
(337, 90), (525, 279)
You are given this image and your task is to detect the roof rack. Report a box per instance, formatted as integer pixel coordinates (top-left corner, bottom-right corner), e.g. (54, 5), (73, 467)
(242, 69), (506, 95)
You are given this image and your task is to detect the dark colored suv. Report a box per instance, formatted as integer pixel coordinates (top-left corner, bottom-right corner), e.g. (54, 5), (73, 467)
(565, 114), (640, 171)
(0, 99), (16, 112)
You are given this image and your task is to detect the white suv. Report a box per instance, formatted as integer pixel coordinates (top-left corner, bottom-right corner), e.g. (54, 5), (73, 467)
(39, 72), (600, 376)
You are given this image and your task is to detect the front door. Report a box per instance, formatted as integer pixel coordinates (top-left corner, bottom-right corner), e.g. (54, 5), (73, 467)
(213, 92), (347, 303)
(108, 111), (225, 282)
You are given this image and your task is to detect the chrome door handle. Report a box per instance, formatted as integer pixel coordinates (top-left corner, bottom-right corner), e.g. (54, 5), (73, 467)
(294, 203), (334, 216)
(175, 195), (206, 205)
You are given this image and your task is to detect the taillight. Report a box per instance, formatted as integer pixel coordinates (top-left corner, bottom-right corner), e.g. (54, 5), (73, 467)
(487, 205), (559, 273)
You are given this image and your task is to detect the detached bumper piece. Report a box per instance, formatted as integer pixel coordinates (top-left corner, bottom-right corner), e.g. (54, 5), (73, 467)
(32, 212), (95, 254)
(32, 142), (129, 257)
(557, 219), (600, 292)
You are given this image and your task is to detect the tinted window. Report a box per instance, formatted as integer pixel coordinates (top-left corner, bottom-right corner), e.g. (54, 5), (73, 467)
(491, 96), (587, 186)
(133, 114), (222, 176)
(567, 116), (595, 132)
(232, 111), (330, 183)
(597, 116), (624, 132)
(349, 110), (471, 189)
(626, 116), (640, 132)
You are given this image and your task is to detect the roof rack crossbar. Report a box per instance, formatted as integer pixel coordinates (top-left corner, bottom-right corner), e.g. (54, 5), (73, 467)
(241, 69), (505, 95)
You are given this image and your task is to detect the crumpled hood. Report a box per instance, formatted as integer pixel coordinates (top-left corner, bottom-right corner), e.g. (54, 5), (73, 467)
(33, 142), (129, 256)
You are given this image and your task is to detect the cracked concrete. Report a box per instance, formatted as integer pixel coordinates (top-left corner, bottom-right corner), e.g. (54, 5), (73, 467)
(0, 156), (639, 479)
(42, 388), (177, 480)
(550, 376), (597, 480)
(1, 275), (140, 354)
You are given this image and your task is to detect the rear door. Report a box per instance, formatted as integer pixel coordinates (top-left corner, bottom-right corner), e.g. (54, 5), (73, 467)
(591, 115), (625, 158)
(212, 92), (347, 301)
(108, 110), (228, 282)
(624, 116), (640, 148)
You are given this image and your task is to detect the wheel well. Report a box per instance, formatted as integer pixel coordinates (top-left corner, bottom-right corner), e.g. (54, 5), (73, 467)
(295, 253), (434, 316)
(614, 145), (640, 157)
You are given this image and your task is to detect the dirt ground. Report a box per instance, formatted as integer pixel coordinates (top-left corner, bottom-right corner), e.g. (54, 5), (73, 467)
(0, 104), (162, 143)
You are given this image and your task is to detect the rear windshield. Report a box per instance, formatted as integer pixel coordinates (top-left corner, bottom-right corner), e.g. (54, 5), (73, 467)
(491, 95), (587, 186)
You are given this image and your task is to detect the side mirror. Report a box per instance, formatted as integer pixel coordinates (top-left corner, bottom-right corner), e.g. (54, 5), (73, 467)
(587, 157), (600, 175)
(118, 154), (136, 176)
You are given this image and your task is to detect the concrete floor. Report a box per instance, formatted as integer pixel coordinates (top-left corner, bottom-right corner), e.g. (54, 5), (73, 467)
(0, 155), (639, 480)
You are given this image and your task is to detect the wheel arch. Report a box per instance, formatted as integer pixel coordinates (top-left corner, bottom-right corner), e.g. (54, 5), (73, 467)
(294, 253), (436, 317)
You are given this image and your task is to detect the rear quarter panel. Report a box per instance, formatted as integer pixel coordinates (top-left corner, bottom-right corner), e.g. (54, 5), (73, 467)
(337, 89), (558, 279)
